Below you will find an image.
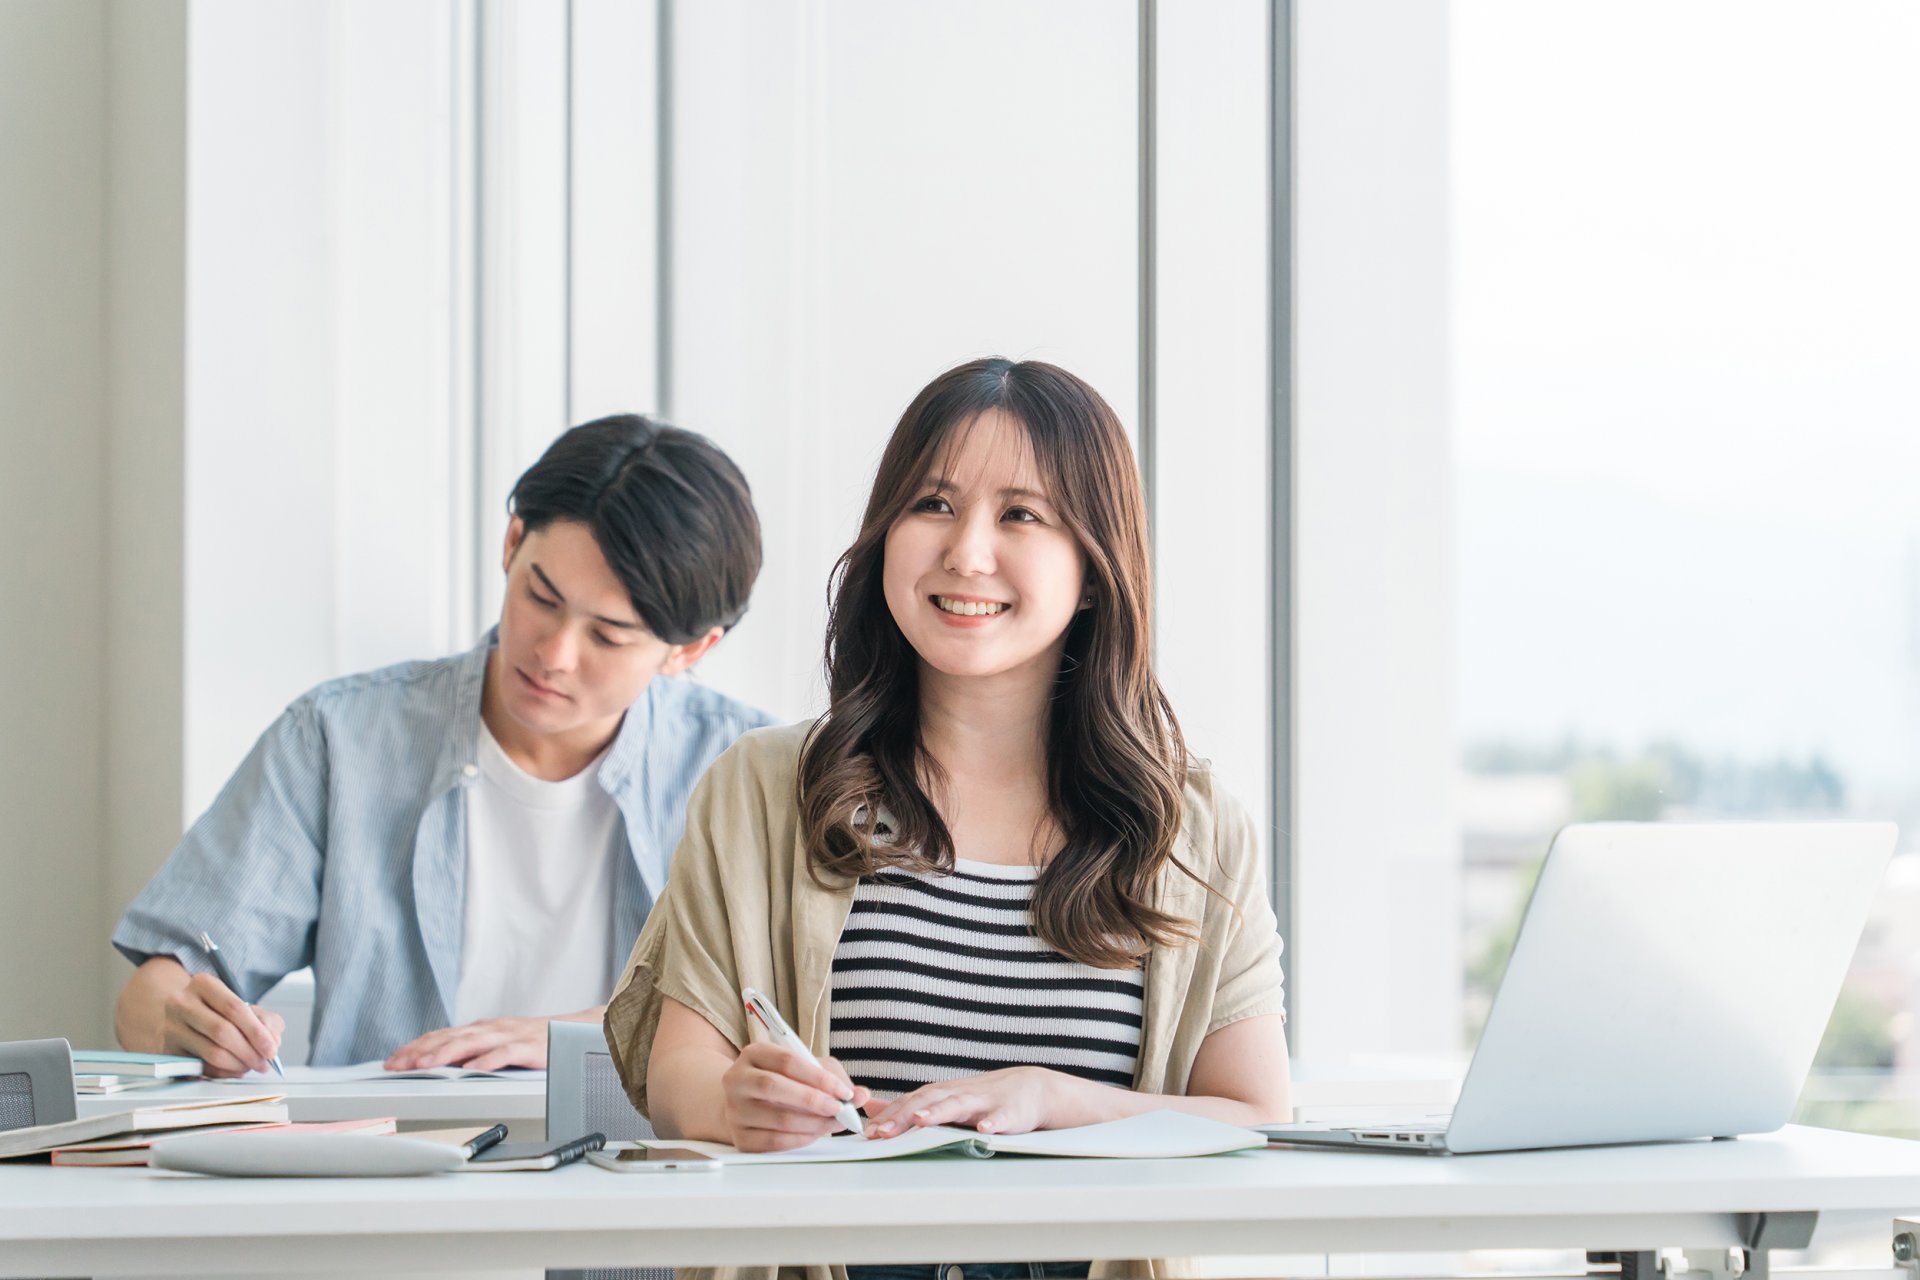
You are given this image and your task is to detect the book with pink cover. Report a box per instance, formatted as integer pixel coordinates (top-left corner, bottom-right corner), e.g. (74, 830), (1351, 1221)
(0, 1095), (289, 1161)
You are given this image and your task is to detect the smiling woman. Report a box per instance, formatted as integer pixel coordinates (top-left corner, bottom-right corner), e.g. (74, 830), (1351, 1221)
(607, 358), (1291, 1280)
(810, 361), (1188, 972)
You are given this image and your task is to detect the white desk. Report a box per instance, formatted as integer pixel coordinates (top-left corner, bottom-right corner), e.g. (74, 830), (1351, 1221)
(70, 1059), (1460, 1129)
(2, 1126), (1917, 1278)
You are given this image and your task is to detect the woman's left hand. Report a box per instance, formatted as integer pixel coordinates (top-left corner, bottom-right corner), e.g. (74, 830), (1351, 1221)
(864, 1066), (1059, 1137)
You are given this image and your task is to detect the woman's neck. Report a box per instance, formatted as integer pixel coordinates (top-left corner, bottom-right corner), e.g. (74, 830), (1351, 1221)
(915, 662), (1053, 785)
(913, 661), (1064, 868)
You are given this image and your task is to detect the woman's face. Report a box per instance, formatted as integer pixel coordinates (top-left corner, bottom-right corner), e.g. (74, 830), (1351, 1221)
(882, 410), (1088, 686)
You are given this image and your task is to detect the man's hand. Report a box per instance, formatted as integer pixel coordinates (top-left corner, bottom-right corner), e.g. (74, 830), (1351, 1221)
(160, 971), (286, 1078)
(384, 1016), (551, 1072)
(383, 1007), (605, 1071)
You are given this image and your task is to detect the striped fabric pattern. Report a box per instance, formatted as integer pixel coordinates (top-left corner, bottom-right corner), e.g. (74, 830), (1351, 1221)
(829, 859), (1145, 1100)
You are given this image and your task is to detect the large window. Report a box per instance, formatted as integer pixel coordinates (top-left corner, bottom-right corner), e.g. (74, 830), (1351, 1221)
(1453, 0), (1920, 1145)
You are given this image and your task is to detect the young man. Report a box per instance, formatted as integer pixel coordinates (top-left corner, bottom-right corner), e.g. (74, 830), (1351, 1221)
(113, 415), (775, 1075)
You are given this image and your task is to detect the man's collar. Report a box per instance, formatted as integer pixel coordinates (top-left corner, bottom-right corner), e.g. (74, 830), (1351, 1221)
(426, 627), (497, 798)
(595, 678), (654, 794)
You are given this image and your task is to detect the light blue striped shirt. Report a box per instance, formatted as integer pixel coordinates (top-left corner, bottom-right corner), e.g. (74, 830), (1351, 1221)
(113, 630), (776, 1065)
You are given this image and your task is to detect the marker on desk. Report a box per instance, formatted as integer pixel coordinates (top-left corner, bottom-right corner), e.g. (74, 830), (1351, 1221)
(742, 986), (863, 1136)
(198, 931), (285, 1077)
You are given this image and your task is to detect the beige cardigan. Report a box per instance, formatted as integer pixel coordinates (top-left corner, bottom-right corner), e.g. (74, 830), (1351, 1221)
(604, 721), (1287, 1280)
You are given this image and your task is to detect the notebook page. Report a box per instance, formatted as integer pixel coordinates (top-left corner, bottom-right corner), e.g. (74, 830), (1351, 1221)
(658, 1126), (985, 1165)
(212, 1062), (546, 1084)
(977, 1111), (1265, 1158)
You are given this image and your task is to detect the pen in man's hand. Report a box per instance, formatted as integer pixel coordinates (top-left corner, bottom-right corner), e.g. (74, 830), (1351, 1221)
(198, 931), (285, 1077)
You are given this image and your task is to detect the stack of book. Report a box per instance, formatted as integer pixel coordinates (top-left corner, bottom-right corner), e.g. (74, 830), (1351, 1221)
(0, 1094), (397, 1167)
(69, 1050), (203, 1095)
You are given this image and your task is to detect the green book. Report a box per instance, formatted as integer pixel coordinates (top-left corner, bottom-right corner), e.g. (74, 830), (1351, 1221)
(69, 1051), (203, 1079)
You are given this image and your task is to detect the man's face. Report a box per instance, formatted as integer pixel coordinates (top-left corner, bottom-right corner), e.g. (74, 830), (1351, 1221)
(493, 518), (701, 739)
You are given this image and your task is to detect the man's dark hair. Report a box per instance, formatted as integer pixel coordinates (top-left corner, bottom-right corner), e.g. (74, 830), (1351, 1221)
(507, 414), (761, 643)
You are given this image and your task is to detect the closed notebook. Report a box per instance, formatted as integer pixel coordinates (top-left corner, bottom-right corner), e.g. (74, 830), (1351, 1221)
(664, 1111), (1266, 1166)
(460, 1132), (605, 1171)
(68, 1051), (203, 1079)
(400, 1126), (508, 1158)
(74, 1075), (175, 1096)
(0, 1095), (289, 1160)
(51, 1117), (397, 1167)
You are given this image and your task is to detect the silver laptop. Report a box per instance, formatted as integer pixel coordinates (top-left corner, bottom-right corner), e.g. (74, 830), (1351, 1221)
(1261, 821), (1895, 1155)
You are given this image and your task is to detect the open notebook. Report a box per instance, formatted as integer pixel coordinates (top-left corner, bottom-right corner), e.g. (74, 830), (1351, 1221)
(213, 1062), (545, 1084)
(653, 1111), (1265, 1165)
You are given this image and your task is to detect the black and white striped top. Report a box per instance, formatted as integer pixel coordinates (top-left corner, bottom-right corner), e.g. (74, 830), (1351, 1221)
(828, 858), (1146, 1100)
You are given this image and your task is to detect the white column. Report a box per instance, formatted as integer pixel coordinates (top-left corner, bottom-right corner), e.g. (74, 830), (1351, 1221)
(1151, 0), (1276, 859)
(570, 0), (664, 424)
(1292, 0), (1459, 1058)
(103, 0), (189, 1036)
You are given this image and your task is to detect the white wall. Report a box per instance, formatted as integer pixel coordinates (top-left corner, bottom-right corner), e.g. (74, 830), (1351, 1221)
(0, 0), (110, 1045)
(1, 0), (465, 1045)
(181, 1), (339, 817)
(182, 0), (461, 815)
(103, 0), (190, 1038)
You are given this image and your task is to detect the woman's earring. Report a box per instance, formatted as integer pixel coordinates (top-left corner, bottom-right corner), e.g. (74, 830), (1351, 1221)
(1081, 594), (1094, 608)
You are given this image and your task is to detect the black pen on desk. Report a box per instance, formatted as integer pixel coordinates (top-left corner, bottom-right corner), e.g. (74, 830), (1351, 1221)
(464, 1124), (509, 1159)
(197, 930), (285, 1077)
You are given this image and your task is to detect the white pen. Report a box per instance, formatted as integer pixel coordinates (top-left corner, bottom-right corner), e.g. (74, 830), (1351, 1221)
(742, 986), (864, 1136)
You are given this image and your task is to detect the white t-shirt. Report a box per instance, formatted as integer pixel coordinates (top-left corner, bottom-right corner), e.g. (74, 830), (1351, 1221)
(453, 721), (622, 1025)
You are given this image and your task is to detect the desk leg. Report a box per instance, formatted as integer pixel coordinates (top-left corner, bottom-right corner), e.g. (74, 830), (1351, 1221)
(1588, 1249), (1661, 1280)
(1739, 1210), (1818, 1280)
(1587, 1214), (1817, 1280)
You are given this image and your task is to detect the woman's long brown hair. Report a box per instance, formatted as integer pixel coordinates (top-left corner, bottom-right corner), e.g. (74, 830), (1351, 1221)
(798, 357), (1197, 969)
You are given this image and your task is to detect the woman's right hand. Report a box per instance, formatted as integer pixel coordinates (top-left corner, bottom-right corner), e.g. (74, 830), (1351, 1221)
(161, 971), (285, 1077)
(720, 1042), (869, 1152)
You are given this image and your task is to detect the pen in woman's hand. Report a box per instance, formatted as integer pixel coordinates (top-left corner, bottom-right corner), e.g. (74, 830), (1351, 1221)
(743, 986), (863, 1135)
(198, 931), (285, 1076)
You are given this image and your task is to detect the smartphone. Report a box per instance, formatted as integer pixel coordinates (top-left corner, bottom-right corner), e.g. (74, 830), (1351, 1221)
(586, 1144), (723, 1173)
